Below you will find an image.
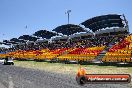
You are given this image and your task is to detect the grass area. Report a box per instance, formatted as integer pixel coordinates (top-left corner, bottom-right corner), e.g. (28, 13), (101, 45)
(14, 60), (80, 75)
(14, 60), (132, 75)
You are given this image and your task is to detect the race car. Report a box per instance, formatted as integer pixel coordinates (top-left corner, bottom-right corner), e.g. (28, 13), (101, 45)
(0, 57), (14, 65)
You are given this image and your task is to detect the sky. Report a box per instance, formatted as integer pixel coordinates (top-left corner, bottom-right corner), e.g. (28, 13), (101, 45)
(0, 0), (132, 41)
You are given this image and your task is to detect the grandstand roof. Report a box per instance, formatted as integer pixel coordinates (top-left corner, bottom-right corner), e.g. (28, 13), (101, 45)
(51, 35), (68, 41)
(35, 39), (48, 43)
(52, 24), (86, 35)
(33, 30), (57, 39)
(10, 38), (22, 43)
(18, 35), (38, 41)
(69, 32), (93, 39)
(26, 41), (34, 44)
(2, 40), (17, 45)
(81, 14), (124, 32)
(95, 28), (128, 35)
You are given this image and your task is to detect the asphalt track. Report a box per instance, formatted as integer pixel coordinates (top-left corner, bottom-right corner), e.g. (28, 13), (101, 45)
(0, 64), (131, 88)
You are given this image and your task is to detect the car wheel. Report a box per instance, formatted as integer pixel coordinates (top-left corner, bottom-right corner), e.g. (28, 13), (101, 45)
(11, 62), (14, 65)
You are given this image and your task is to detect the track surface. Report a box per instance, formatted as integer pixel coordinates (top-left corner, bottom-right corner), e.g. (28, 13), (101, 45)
(0, 64), (131, 88)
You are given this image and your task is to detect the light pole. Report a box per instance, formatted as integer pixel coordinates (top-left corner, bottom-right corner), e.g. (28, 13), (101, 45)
(65, 10), (71, 24)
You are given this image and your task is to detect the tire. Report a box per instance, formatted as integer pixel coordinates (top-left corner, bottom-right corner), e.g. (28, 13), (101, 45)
(76, 76), (86, 85)
(11, 62), (14, 65)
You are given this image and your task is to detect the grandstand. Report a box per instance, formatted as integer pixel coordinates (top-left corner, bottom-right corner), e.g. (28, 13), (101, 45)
(102, 35), (132, 63)
(0, 14), (131, 65)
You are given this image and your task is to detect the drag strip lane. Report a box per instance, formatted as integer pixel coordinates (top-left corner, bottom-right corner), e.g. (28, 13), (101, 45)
(0, 65), (131, 88)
